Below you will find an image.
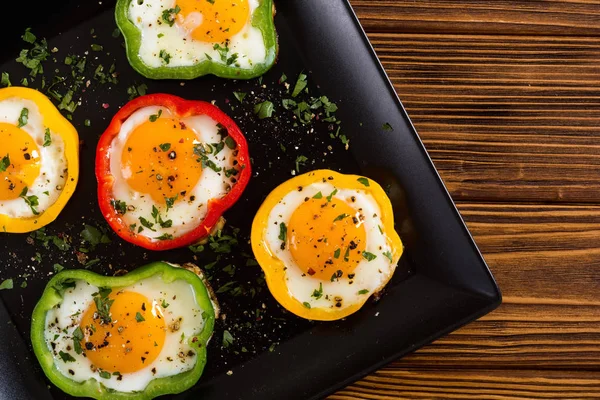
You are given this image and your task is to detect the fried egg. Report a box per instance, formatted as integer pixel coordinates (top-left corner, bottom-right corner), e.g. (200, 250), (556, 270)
(0, 87), (78, 232)
(42, 266), (214, 392)
(251, 170), (403, 321)
(107, 105), (238, 243)
(127, 0), (274, 72)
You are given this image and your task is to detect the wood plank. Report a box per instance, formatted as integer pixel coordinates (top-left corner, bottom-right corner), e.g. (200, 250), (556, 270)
(361, 34), (600, 202)
(329, 369), (600, 399)
(350, 0), (600, 36)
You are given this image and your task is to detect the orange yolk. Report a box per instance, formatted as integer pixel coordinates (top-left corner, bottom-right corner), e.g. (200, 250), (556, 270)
(176, 0), (250, 43)
(0, 123), (41, 201)
(288, 197), (366, 281)
(121, 117), (203, 205)
(79, 291), (166, 374)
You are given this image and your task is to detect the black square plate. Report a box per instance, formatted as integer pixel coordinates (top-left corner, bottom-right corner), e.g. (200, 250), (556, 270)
(0, 1), (501, 399)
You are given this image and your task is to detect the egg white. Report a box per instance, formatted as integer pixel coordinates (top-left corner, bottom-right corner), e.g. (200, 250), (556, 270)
(129, 0), (266, 70)
(265, 182), (396, 311)
(0, 98), (67, 218)
(109, 105), (236, 241)
(44, 274), (207, 392)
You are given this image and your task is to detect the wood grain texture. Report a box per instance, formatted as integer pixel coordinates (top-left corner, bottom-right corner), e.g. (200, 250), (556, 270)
(350, 0), (600, 36)
(329, 369), (600, 400)
(367, 33), (600, 202)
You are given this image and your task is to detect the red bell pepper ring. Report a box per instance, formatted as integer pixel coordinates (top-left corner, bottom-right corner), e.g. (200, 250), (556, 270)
(95, 93), (251, 250)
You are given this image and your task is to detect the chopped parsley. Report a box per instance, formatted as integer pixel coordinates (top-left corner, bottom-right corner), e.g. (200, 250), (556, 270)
(110, 199), (127, 215)
(362, 251), (377, 261)
(333, 248), (341, 259)
(59, 351), (76, 363)
(326, 189), (338, 202)
(357, 177), (370, 187)
(295, 155), (308, 172)
(90, 44), (103, 51)
(358, 289), (369, 295)
(155, 233), (174, 240)
(383, 251), (393, 262)
(42, 128), (52, 146)
(135, 312), (145, 322)
(333, 213), (349, 222)
(212, 42), (239, 65)
(222, 330), (234, 348)
(93, 287), (114, 325)
(158, 142), (171, 151)
(80, 224), (111, 252)
(291, 73), (307, 97)
(165, 194), (178, 211)
(312, 191), (323, 199)
(19, 187), (39, 215)
(0, 279), (13, 290)
(151, 206), (172, 228)
(149, 109), (163, 122)
(98, 370), (111, 379)
(382, 122), (394, 131)
(311, 283), (323, 300)
(0, 154), (9, 172)
(16, 28), (49, 78)
(302, 302), (311, 309)
(161, 299), (170, 308)
(224, 136), (236, 149)
(233, 91), (246, 103)
(278, 222), (287, 248)
(17, 108), (28, 127)
(127, 83), (148, 100)
(138, 216), (156, 232)
(72, 326), (84, 355)
(159, 50), (171, 65)
(254, 100), (274, 119)
(161, 5), (181, 27)
(1, 72), (10, 87)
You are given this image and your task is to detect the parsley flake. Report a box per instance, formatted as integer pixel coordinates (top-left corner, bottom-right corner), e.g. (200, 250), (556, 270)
(17, 108), (28, 127)
(333, 213), (349, 222)
(362, 251), (377, 261)
(254, 100), (274, 119)
(0, 154), (10, 172)
(357, 177), (370, 187)
(59, 351), (76, 363)
(383, 251), (393, 262)
(149, 109), (163, 122)
(311, 283), (323, 300)
(0, 279), (13, 290)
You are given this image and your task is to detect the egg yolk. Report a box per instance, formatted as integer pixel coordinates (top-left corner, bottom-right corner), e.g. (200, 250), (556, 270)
(288, 197), (366, 281)
(121, 117), (203, 205)
(176, 0), (250, 43)
(0, 123), (41, 201)
(79, 291), (166, 374)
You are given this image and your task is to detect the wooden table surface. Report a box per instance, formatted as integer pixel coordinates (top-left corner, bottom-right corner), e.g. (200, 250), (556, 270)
(331, 1), (600, 399)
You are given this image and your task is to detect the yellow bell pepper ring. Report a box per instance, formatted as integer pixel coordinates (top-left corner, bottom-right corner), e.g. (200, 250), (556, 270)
(0, 86), (79, 233)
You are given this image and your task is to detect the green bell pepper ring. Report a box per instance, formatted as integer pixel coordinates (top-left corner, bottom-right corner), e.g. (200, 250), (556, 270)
(115, 0), (278, 80)
(30, 261), (216, 399)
